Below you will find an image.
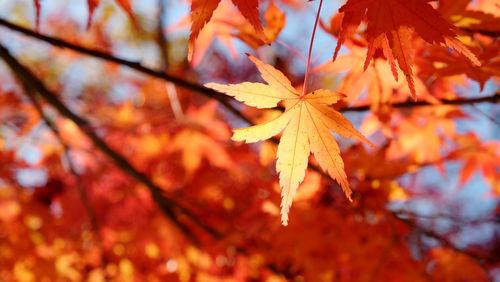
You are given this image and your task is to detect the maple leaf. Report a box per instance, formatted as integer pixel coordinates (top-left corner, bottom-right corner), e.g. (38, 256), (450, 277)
(205, 55), (373, 225)
(440, 0), (500, 33)
(169, 102), (233, 177)
(420, 41), (500, 90)
(86, 0), (136, 28)
(234, 1), (286, 49)
(87, 0), (100, 28)
(115, 0), (136, 25)
(450, 133), (500, 190)
(316, 44), (439, 114)
(179, 1), (240, 66)
(332, 0), (481, 98)
(172, 1), (284, 66)
(170, 129), (233, 177)
(189, 0), (264, 62)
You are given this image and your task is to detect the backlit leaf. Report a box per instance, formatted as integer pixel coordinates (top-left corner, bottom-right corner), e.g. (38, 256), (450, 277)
(189, 0), (264, 62)
(333, 0), (481, 98)
(206, 55), (373, 225)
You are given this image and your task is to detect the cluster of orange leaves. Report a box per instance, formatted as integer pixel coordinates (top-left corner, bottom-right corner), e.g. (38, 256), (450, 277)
(1, 0), (499, 281)
(191, 0), (496, 224)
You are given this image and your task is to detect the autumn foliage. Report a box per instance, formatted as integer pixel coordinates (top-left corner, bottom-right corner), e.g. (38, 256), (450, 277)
(0, 0), (499, 281)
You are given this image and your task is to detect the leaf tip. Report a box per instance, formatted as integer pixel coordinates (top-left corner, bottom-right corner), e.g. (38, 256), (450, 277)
(337, 91), (348, 98)
(231, 129), (251, 143)
(344, 187), (353, 203)
(347, 194), (353, 203)
(281, 213), (289, 226)
(230, 134), (242, 142)
(405, 74), (417, 100)
(187, 42), (194, 62)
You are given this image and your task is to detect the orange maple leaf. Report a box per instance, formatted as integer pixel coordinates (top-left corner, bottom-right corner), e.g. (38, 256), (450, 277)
(420, 41), (500, 90)
(316, 44), (439, 114)
(179, 1), (241, 66)
(87, 0), (100, 28)
(169, 102), (233, 177)
(332, 0), (481, 98)
(234, 1), (286, 49)
(450, 134), (500, 190)
(189, 0), (265, 61)
(205, 55), (373, 225)
(86, 0), (136, 28)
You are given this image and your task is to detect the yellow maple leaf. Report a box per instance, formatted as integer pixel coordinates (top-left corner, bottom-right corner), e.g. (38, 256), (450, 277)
(205, 55), (373, 225)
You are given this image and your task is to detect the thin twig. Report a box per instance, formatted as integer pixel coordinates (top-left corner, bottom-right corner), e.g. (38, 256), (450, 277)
(301, 0), (323, 97)
(157, 0), (169, 70)
(393, 210), (500, 225)
(394, 212), (495, 282)
(165, 83), (185, 120)
(392, 212), (492, 262)
(469, 103), (500, 126)
(157, 0), (185, 120)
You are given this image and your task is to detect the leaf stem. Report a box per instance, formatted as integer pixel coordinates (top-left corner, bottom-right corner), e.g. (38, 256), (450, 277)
(301, 0), (324, 97)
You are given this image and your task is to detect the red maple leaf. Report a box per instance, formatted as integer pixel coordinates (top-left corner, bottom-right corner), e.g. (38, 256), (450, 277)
(189, 0), (265, 62)
(332, 0), (481, 98)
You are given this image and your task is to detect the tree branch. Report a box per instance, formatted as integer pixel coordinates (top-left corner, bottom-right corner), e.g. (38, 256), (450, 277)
(393, 210), (500, 226)
(0, 17), (497, 118)
(341, 94), (500, 112)
(391, 212), (495, 264)
(0, 17), (251, 124)
(460, 27), (500, 38)
(0, 17), (496, 269)
(0, 43), (221, 242)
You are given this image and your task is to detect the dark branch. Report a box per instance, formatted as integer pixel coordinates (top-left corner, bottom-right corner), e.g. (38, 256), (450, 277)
(0, 43), (221, 241)
(392, 210), (500, 225)
(0, 17), (497, 267)
(341, 94), (500, 113)
(0, 17), (251, 124)
(0, 17), (497, 119)
(460, 27), (500, 38)
(392, 212), (494, 263)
